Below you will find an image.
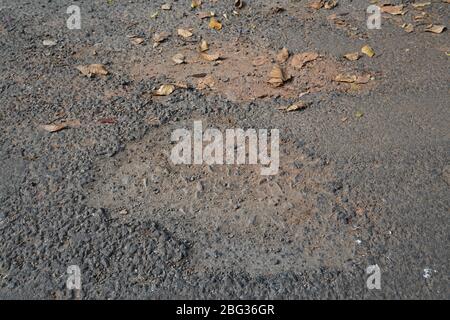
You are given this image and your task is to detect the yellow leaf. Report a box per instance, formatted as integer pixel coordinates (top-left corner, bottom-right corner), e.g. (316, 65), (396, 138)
(209, 17), (222, 31)
(154, 84), (176, 96)
(361, 45), (375, 57)
(177, 28), (193, 38)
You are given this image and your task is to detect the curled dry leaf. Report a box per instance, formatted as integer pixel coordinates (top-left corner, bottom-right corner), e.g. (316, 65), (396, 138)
(209, 17), (222, 30)
(172, 53), (185, 64)
(178, 28), (193, 38)
(153, 32), (170, 43)
(196, 75), (215, 90)
(402, 23), (414, 33)
(381, 5), (406, 15)
(76, 64), (109, 77)
(276, 47), (290, 63)
(200, 52), (221, 61)
(268, 64), (288, 87)
(279, 101), (309, 112)
(344, 52), (360, 61)
(191, 0), (202, 9)
(361, 45), (375, 57)
(154, 84), (176, 96)
(131, 37), (145, 45)
(40, 120), (81, 133)
(198, 39), (209, 52)
(291, 52), (319, 69)
(324, 0), (338, 10)
(425, 25), (446, 34)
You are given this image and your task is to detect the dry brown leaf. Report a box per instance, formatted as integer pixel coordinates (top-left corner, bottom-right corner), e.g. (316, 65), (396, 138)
(209, 17), (222, 30)
(197, 11), (213, 19)
(172, 53), (185, 64)
(291, 52), (319, 69)
(276, 47), (290, 63)
(268, 65), (288, 87)
(197, 75), (215, 90)
(191, 0), (202, 9)
(131, 37), (145, 45)
(200, 52), (221, 61)
(76, 64), (109, 77)
(324, 0), (338, 10)
(402, 23), (415, 33)
(153, 32), (170, 43)
(425, 24), (446, 34)
(279, 101), (309, 112)
(361, 45), (375, 57)
(334, 74), (357, 83)
(40, 120), (81, 133)
(178, 28), (193, 38)
(344, 52), (360, 61)
(381, 5), (406, 15)
(154, 84), (176, 96)
(198, 40), (209, 52)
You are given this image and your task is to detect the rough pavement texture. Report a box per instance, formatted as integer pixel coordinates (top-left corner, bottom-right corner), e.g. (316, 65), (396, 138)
(0, 0), (448, 299)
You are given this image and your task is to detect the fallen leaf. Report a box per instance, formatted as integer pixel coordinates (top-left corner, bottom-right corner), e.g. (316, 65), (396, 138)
(335, 74), (357, 83)
(412, 2), (431, 9)
(276, 47), (290, 63)
(200, 52), (221, 61)
(40, 120), (81, 133)
(154, 84), (176, 96)
(324, 0), (338, 10)
(198, 40), (209, 52)
(131, 37), (145, 45)
(402, 23), (414, 33)
(361, 45), (375, 57)
(425, 24), (446, 34)
(196, 75), (215, 90)
(161, 3), (172, 10)
(191, 0), (202, 9)
(153, 32), (170, 43)
(355, 111), (364, 118)
(172, 53), (185, 64)
(209, 17), (222, 30)
(344, 52), (360, 61)
(279, 101), (309, 112)
(178, 28), (193, 38)
(197, 11), (213, 19)
(381, 5), (406, 15)
(291, 52), (319, 69)
(76, 64), (109, 77)
(268, 65), (288, 87)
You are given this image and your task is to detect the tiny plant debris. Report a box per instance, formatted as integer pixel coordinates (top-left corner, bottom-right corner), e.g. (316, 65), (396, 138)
(324, 0), (338, 10)
(361, 45), (375, 57)
(412, 2), (431, 9)
(40, 120), (81, 133)
(402, 23), (414, 33)
(172, 53), (185, 64)
(344, 52), (360, 61)
(268, 65), (288, 87)
(424, 25), (446, 34)
(279, 101), (309, 112)
(276, 47), (290, 63)
(209, 17), (222, 30)
(291, 52), (319, 69)
(309, 0), (324, 10)
(178, 28), (193, 38)
(161, 3), (171, 10)
(154, 84), (176, 96)
(130, 37), (145, 45)
(200, 52), (221, 61)
(76, 64), (109, 77)
(191, 0), (202, 9)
